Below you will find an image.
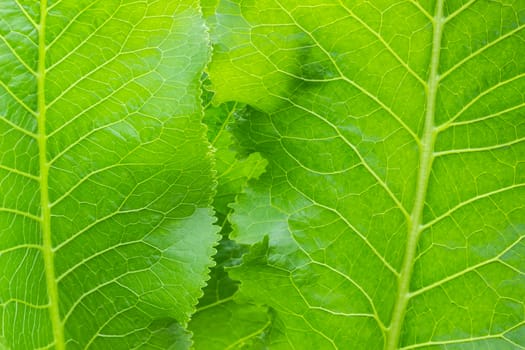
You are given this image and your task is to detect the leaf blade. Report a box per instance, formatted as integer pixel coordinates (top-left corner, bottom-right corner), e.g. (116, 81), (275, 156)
(0, 1), (218, 348)
(206, 0), (525, 348)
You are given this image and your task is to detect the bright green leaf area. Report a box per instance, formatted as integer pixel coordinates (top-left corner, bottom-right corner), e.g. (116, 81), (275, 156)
(1, 0), (525, 349)
(0, 1), (218, 349)
(205, 0), (525, 349)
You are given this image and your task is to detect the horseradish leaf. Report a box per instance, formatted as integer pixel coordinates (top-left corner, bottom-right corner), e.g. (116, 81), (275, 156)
(0, 1), (218, 348)
(207, 0), (525, 348)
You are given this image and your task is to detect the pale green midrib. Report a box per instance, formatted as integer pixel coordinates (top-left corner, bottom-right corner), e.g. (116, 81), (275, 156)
(384, 1), (444, 349)
(37, 1), (65, 349)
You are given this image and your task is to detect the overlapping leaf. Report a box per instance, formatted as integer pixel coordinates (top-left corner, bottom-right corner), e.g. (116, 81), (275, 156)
(0, 1), (218, 348)
(205, 0), (525, 348)
(189, 85), (270, 349)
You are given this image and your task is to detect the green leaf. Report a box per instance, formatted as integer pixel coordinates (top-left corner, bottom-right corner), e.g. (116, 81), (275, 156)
(189, 86), (270, 349)
(190, 291), (271, 350)
(0, 1), (218, 348)
(202, 93), (267, 217)
(207, 0), (525, 348)
(189, 232), (272, 350)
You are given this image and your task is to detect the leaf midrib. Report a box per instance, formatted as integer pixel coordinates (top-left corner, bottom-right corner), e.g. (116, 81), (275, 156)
(37, 2), (65, 349)
(384, 0), (444, 348)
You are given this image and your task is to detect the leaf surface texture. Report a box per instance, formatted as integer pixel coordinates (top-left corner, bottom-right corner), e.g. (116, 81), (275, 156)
(0, 1), (217, 348)
(189, 86), (270, 349)
(205, 0), (525, 348)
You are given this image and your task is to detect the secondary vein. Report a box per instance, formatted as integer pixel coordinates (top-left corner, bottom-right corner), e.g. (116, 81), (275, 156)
(37, 1), (65, 349)
(384, 0), (444, 348)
